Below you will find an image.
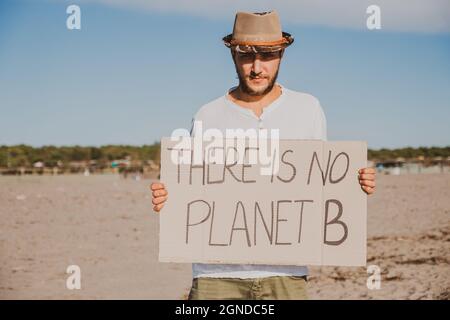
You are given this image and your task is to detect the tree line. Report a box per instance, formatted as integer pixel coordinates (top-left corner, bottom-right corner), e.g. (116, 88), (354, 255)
(0, 144), (448, 168)
(367, 146), (450, 161)
(0, 144), (160, 168)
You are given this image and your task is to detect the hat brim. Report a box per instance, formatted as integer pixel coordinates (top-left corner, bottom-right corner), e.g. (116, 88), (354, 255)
(223, 32), (294, 53)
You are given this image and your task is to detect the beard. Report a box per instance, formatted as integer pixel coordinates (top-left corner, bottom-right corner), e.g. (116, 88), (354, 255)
(235, 62), (280, 96)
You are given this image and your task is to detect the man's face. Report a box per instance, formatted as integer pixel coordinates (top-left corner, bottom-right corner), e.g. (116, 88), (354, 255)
(232, 50), (283, 96)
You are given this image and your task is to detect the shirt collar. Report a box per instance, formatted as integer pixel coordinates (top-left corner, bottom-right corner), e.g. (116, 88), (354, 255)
(224, 83), (286, 120)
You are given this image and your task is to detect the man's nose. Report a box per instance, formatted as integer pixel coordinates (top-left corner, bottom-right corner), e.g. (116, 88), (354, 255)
(251, 55), (262, 74)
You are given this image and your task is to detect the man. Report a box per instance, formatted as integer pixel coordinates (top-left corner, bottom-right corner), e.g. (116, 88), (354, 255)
(150, 11), (376, 300)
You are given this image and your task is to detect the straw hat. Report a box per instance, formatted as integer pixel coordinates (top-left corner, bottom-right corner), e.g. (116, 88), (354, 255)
(223, 11), (294, 53)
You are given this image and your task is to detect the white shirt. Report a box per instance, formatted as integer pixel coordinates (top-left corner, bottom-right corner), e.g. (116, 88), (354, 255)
(189, 83), (327, 278)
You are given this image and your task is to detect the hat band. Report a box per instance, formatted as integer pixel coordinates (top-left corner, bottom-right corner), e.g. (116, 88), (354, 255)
(229, 38), (288, 46)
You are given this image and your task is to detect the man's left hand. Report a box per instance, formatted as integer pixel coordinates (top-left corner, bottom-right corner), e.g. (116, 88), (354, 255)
(358, 167), (376, 195)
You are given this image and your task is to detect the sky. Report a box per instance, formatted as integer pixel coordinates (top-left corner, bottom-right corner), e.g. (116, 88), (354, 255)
(0, 0), (449, 149)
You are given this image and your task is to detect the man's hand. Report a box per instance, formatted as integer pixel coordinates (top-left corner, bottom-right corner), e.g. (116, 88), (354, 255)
(150, 182), (168, 213)
(358, 167), (376, 195)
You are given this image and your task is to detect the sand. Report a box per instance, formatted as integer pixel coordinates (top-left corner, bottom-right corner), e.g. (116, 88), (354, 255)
(0, 173), (449, 299)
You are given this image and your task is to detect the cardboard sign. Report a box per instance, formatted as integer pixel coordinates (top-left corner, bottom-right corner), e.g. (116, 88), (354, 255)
(159, 137), (367, 266)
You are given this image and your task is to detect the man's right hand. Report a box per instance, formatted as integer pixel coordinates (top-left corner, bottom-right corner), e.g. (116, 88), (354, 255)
(150, 182), (168, 213)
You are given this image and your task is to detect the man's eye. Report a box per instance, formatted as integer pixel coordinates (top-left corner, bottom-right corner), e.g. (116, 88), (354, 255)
(261, 53), (277, 59)
(240, 53), (254, 59)
(238, 52), (278, 60)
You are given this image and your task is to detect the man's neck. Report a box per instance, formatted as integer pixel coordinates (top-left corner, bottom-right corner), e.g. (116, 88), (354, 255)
(228, 83), (282, 118)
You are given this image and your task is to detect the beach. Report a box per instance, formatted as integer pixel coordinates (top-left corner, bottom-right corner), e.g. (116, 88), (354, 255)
(0, 173), (449, 299)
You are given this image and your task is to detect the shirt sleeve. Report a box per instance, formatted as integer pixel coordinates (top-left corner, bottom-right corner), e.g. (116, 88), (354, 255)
(314, 100), (328, 141)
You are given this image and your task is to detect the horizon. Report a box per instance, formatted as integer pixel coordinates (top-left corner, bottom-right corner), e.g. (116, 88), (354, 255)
(1, 142), (449, 152)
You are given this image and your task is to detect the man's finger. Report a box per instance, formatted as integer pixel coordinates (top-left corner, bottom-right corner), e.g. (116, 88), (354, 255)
(150, 182), (165, 191)
(358, 173), (375, 181)
(359, 167), (376, 174)
(152, 196), (167, 205)
(361, 185), (374, 195)
(360, 179), (375, 188)
(153, 203), (164, 212)
(153, 189), (168, 197)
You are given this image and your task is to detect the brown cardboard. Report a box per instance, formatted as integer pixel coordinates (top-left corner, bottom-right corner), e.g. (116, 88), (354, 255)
(159, 137), (367, 266)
